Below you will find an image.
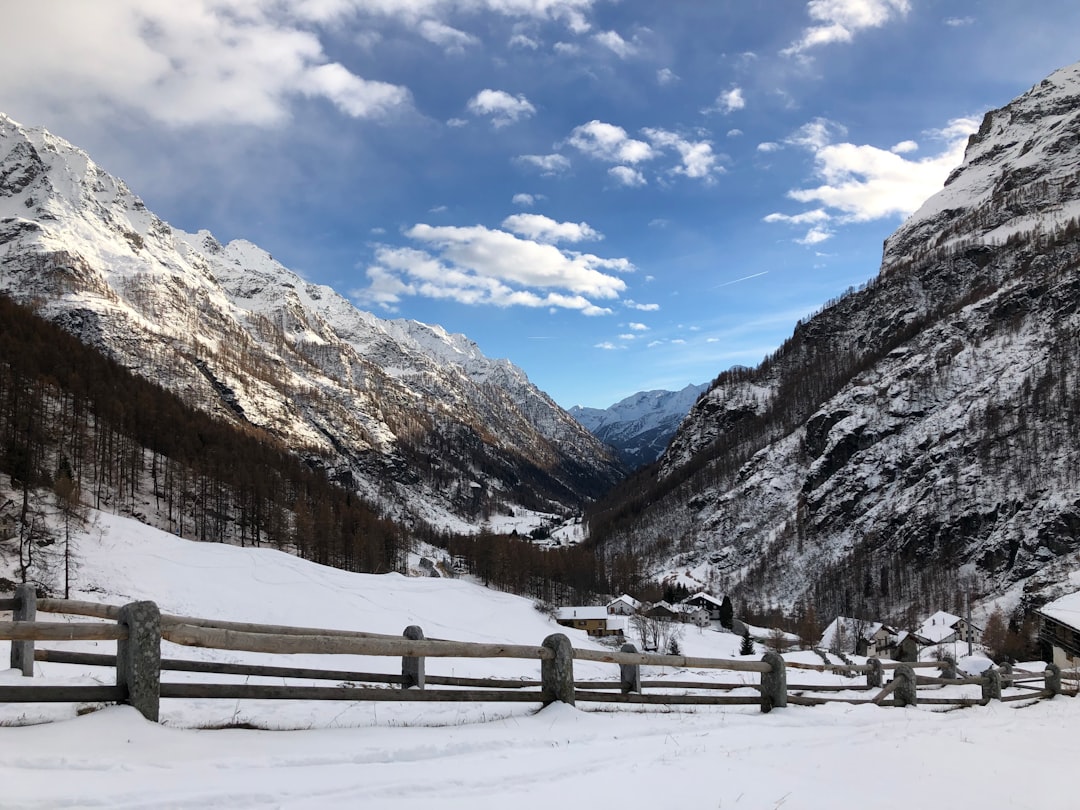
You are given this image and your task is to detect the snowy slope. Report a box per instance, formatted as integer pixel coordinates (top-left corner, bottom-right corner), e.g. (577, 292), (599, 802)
(594, 60), (1080, 618)
(569, 382), (707, 468)
(0, 113), (623, 529)
(2, 503), (1078, 809)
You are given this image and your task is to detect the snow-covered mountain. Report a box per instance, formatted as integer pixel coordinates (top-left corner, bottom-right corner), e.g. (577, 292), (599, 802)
(589, 61), (1080, 619)
(569, 383), (708, 468)
(0, 113), (624, 528)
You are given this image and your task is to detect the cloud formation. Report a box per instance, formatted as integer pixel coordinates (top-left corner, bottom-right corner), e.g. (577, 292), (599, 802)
(358, 218), (633, 315)
(467, 89), (537, 127)
(515, 153), (572, 174)
(766, 115), (980, 241)
(705, 86), (745, 114)
(567, 121), (656, 164)
(418, 19), (480, 53)
(784, 0), (911, 55)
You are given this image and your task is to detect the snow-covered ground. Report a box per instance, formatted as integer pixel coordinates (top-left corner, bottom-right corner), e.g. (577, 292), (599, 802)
(2, 512), (1078, 808)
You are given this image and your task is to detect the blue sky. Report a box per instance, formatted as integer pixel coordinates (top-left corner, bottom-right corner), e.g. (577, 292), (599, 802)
(1, 2), (1079, 408)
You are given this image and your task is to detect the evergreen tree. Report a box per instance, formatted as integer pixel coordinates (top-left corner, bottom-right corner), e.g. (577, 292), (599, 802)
(739, 629), (755, 656)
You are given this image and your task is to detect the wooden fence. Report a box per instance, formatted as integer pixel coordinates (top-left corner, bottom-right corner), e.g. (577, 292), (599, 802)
(1, 586), (1070, 724)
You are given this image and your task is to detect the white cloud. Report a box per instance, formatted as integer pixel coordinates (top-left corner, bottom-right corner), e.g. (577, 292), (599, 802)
(787, 118), (848, 150)
(890, 139), (918, 154)
(595, 341), (623, 350)
(705, 86), (745, 114)
(509, 33), (540, 49)
(553, 41), (580, 55)
(757, 141), (781, 153)
(567, 120), (655, 164)
(512, 193), (536, 206)
(783, 0), (911, 56)
(643, 128), (721, 181)
(516, 153), (572, 174)
(618, 333), (636, 341)
(418, 19), (479, 54)
(769, 116), (979, 230)
(944, 16), (975, 27)
(501, 213), (601, 243)
(727, 129), (744, 137)
(447, 117), (469, 127)
(593, 30), (637, 58)
(656, 68), (679, 86)
(609, 166), (647, 187)
(467, 89), (536, 128)
(626, 300), (660, 311)
(356, 220), (634, 315)
(0, 2), (418, 127)
(627, 322), (648, 331)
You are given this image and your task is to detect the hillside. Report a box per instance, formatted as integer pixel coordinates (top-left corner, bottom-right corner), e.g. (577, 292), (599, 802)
(586, 61), (1080, 623)
(0, 112), (624, 530)
(569, 382), (708, 468)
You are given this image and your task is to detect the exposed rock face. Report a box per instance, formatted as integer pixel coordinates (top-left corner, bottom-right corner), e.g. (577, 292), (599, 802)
(569, 383), (708, 468)
(0, 114), (624, 529)
(592, 61), (1080, 616)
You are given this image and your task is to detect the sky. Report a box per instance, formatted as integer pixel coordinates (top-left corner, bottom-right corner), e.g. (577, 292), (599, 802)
(1, 2), (1079, 408)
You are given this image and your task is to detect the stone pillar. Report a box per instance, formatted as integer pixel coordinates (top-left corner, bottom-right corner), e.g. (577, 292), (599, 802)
(402, 625), (425, 689)
(866, 657), (883, 688)
(541, 633), (575, 707)
(116, 601), (161, 722)
(760, 651), (787, 712)
(999, 662), (1014, 689)
(10, 583), (36, 676)
(1045, 662), (1062, 697)
(619, 642), (641, 694)
(981, 666), (1002, 702)
(892, 664), (918, 707)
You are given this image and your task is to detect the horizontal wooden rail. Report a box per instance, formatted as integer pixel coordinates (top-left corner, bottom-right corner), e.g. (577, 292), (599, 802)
(639, 679), (759, 691)
(880, 661), (948, 670)
(37, 598), (121, 620)
(789, 683), (875, 692)
(0, 598), (20, 611)
(787, 661), (868, 674)
(0, 621), (127, 642)
(574, 691), (761, 706)
(159, 683), (546, 703)
(915, 675), (986, 686)
(1001, 691), (1052, 702)
(788, 694), (879, 706)
(0, 685), (124, 703)
(917, 697), (986, 707)
(163, 623), (553, 660)
(573, 647), (772, 672)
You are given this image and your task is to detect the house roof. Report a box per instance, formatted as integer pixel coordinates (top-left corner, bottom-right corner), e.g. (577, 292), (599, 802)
(555, 606), (610, 622)
(682, 592), (726, 607)
(607, 594), (642, 610)
(917, 611), (963, 642)
(1039, 591), (1080, 632)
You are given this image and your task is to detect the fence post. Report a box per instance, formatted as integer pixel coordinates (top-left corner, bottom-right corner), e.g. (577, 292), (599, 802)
(619, 642), (641, 694)
(760, 651), (787, 712)
(402, 625), (425, 690)
(10, 583), (36, 676)
(541, 633), (575, 707)
(999, 662), (1013, 689)
(981, 666), (1002, 703)
(116, 601), (161, 722)
(892, 664), (918, 707)
(1045, 663), (1062, 697)
(866, 657), (882, 688)
(940, 657), (958, 679)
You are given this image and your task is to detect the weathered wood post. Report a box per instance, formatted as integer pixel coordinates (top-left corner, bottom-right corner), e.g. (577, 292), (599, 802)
(999, 662), (1013, 689)
(619, 642), (641, 694)
(116, 601), (161, 722)
(981, 666), (1002, 703)
(541, 633), (575, 706)
(402, 625), (425, 689)
(892, 664), (918, 707)
(760, 651), (787, 712)
(866, 657), (882, 688)
(939, 657), (958, 680)
(10, 583), (36, 676)
(1045, 662), (1062, 697)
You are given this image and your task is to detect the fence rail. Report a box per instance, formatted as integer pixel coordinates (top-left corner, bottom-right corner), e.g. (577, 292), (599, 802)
(2, 587), (1071, 724)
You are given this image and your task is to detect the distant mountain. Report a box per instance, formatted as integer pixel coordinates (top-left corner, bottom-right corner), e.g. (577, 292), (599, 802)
(587, 61), (1080, 620)
(570, 383), (708, 468)
(0, 113), (625, 530)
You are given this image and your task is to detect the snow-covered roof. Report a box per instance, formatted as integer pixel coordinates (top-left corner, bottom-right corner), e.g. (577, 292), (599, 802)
(607, 594), (642, 610)
(819, 617), (885, 649)
(917, 611), (963, 642)
(683, 592), (725, 607)
(555, 606), (611, 622)
(1039, 591), (1080, 631)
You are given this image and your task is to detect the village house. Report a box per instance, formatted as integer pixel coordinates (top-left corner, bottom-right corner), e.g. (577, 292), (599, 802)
(555, 606), (626, 638)
(918, 610), (982, 647)
(681, 592), (727, 622)
(819, 616), (897, 658)
(1037, 591), (1080, 669)
(606, 594), (642, 616)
